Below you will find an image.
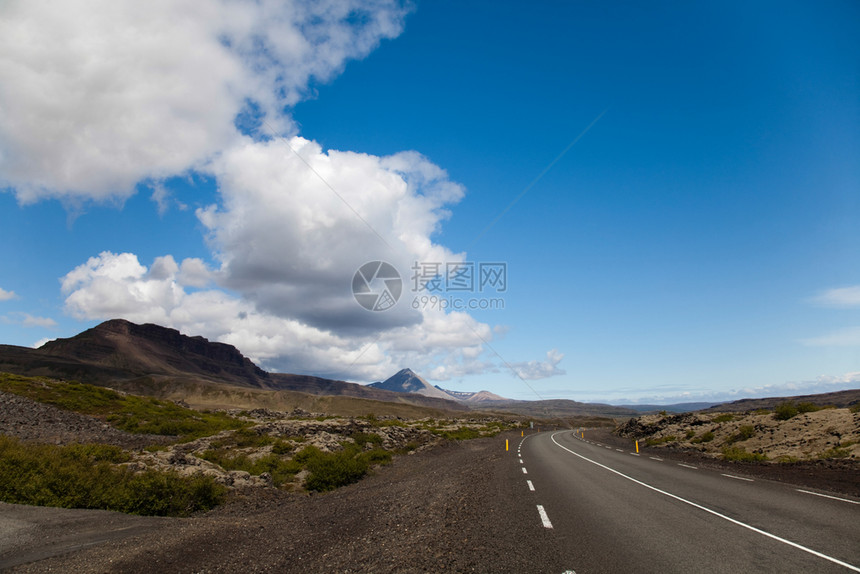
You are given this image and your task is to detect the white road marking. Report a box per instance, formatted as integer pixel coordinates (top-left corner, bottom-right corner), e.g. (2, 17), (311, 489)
(595, 443), (603, 446)
(519, 458), (523, 463)
(616, 449), (624, 452)
(537, 504), (553, 528)
(527, 480), (535, 491)
(550, 432), (860, 573)
(649, 457), (663, 461)
(722, 473), (754, 482)
(605, 446), (612, 449)
(677, 463), (698, 469)
(797, 489), (860, 505)
(630, 453), (640, 456)
(522, 467), (528, 474)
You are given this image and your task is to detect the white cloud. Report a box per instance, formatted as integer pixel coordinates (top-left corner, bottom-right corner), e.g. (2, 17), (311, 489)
(801, 327), (860, 347)
(0, 0), (409, 203)
(0, 288), (17, 301)
(811, 285), (860, 308)
(510, 349), (566, 380)
(203, 136), (465, 333)
(60, 251), (504, 381)
(1, 312), (57, 328)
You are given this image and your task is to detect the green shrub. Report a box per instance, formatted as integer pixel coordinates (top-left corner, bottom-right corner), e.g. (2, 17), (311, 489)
(818, 447), (850, 460)
(712, 414), (735, 423)
(685, 430), (696, 440)
(721, 446), (767, 462)
(198, 450), (301, 486)
(796, 402), (821, 414)
(438, 427), (483, 441)
(849, 403), (860, 413)
(0, 436), (225, 516)
(727, 425), (756, 444)
(350, 431), (383, 446)
(773, 402), (799, 421)
(691, 431), (715, 444)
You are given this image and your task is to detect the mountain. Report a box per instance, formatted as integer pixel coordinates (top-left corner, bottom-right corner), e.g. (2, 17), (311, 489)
(368, 368), (454, 401)
(0, 320), (466, 412)
(434, 386), (509, 403)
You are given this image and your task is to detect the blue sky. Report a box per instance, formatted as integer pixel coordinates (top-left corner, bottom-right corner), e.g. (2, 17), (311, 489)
(1, 1), (858, 404)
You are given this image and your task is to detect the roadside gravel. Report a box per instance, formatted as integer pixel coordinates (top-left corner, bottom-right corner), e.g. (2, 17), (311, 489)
(6, 433), (571, 574)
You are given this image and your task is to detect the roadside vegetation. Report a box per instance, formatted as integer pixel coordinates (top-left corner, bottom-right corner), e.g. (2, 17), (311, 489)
(0, 373), (246, 440)
(0, 435), (225, 516)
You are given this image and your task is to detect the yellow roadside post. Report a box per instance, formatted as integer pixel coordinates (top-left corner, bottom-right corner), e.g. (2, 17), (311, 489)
(635, 440), (639, 453)
(506, 439), (509, 452)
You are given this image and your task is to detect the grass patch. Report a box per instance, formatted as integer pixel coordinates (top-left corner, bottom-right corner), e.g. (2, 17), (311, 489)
(691, 431), (715, 444)
(0, 373), (246, 441)
(726, 425), (756, 444)
(294, 445), (392, 492)
(849, 403), (860, 413)
(350, 431), (383, 446)
(818, 447), (851, 460)
(0, 436), (225, 516)
(685, 430), (696, 440)
(721, 446), (767, 462)
(198, 449), (301, 486)
(712, 413), (735, 423)
(773, 401), (799, 421)
(796, 402), (821, 414)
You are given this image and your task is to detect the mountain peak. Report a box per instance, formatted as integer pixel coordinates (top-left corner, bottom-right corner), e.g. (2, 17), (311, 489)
(369, 368), (453, 401)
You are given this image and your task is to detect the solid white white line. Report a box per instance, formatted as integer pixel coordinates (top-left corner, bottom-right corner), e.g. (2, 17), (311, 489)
(537, 504), (553, 528)
(677, 463), (698, 469)
(722, 473), (754, 482)
(550, 432), (860, 573)
(797, 489), (860, 505)
(522, 467), (528, 474)
(527, 480), (535, 491)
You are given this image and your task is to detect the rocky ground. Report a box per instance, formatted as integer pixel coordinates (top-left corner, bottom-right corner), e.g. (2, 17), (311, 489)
(0, 391), (168, 449)
(611, 407), (860, 497)
(616, 407), (859, 462)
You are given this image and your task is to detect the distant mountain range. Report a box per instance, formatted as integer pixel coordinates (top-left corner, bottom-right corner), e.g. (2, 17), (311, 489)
(369, 368), (508, 403)
(0, 319), (466, 412)
(7, 319), (852, 420)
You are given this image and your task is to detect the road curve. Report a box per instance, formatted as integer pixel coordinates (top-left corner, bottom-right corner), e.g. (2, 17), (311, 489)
(516, 430), (860, 573)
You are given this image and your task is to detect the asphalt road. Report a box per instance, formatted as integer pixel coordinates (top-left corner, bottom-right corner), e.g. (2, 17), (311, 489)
(517, 430), (860, 574)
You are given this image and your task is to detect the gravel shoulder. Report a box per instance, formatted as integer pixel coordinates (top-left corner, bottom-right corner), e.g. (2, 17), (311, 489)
(5, 433), (570, 574)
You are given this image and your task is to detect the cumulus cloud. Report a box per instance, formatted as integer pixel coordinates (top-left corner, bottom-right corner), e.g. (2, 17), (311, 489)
(509, 349), (566, 380)
(811, 285), (860, 308)
(203, 136), (465, 334)
(0, 288), (17, 301)
(7, 0), (556, 383)
(0, 0), (409, 203)
(61, 251), (499, 381)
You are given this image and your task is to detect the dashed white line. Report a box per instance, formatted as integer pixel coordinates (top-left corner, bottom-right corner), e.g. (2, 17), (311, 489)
(630, 453), (640, 456)
(677, 463), (698, 469)
(649, 457), (663, 461)
(536, 504), (553, 528)
(722, 473), (754, 482)
(519, 458), (523, 464)
(605, 446), (612, 449)
(527, 480), (535, 491)
(797, 489), (860, 505)
(616, 449), (624, 452)
(551, 432), (860, 573)
(522, 467), (528, 474)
